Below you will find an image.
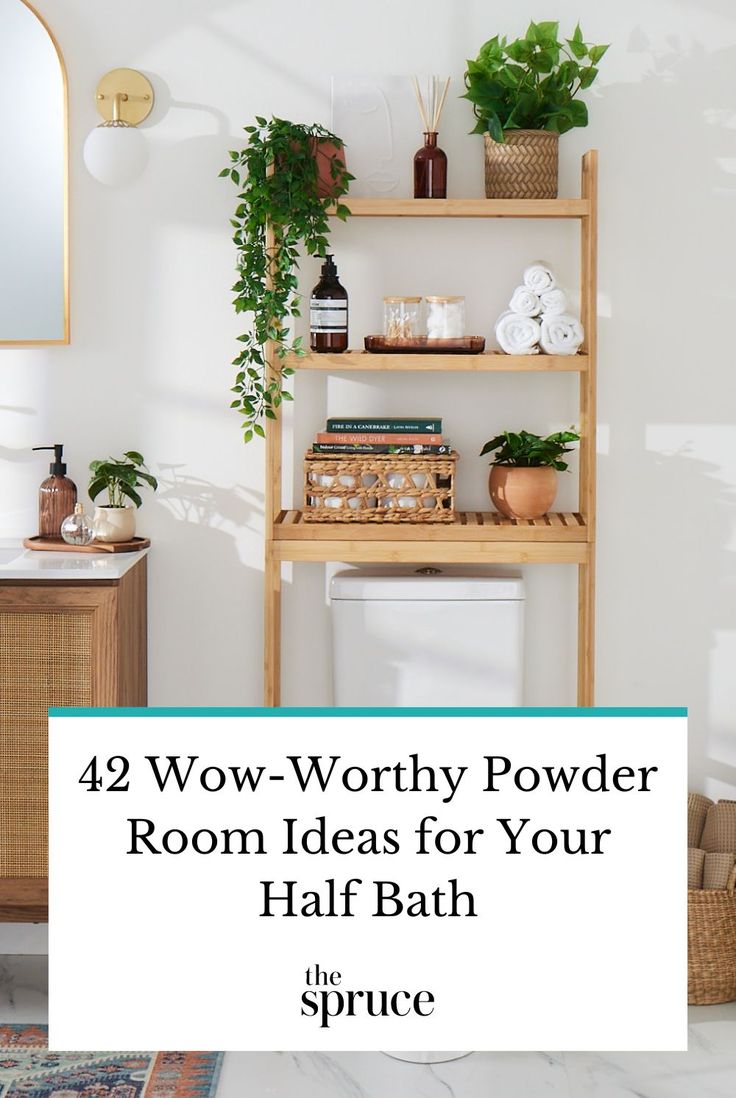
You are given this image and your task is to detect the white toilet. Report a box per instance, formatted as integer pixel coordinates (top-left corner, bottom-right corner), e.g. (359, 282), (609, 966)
(330, 565), (524, 706)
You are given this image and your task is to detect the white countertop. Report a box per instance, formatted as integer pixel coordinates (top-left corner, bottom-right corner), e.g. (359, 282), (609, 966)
(1, 949), (735, 1098)
(0, 538), (149, 581)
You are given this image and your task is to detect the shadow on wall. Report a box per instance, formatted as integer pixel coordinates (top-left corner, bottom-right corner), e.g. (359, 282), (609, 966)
(148, 467), (266, 705)
(598, 440), (736, 791)
(590, 29), (736, 793)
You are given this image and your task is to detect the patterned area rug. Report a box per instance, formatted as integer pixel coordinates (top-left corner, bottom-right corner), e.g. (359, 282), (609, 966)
(0, 1026), (222, 1098)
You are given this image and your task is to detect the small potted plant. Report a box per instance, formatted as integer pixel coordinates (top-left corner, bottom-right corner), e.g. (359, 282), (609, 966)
(88, 451), (157, 542)
(480, 428), (579, 519)
(222, 117), (353, 444)
(463, 22), (608, 198)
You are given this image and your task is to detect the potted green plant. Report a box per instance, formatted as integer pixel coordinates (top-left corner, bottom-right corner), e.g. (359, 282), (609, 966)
(463, 22), (608, 198)
(88, 451), (158, 542)
(222, 117), (353, 444)
(480, 428), (579, 518)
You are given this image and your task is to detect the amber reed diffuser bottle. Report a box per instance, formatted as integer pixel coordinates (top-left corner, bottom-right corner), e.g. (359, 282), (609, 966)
(411, 75), (450, 199)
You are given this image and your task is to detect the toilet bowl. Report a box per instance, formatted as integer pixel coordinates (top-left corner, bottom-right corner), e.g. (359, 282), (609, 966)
(330, 565), (524, 706)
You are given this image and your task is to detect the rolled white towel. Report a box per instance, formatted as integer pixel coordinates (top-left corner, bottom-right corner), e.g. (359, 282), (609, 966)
(539, 287), (568, 315)
(495, 310), (541, 355)
(509, 286), (541, 317)
(523, 261), (556, 295)
(540, 314), (584, 356)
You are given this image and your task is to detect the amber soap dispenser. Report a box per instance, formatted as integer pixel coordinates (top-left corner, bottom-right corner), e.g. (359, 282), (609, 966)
(33, 444), (77, 537)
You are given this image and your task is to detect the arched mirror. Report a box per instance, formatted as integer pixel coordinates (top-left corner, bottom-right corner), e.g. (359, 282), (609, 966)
(0, 0), (68, 344)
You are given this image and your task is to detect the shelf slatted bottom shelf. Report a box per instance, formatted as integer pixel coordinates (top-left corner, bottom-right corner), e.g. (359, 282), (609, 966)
(271, 510), (590, 564)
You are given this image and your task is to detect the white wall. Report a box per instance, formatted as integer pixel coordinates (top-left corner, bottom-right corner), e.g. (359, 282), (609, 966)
(1, 0), (734, 794)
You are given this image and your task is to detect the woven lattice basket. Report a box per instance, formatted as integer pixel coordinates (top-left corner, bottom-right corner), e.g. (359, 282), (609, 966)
(303, 452), (456, 523)
(688, 870), (736, 1005)
(484, 130), (559, 199)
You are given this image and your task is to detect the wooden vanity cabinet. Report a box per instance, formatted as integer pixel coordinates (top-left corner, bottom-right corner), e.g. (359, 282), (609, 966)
(0, 556), (147, 920)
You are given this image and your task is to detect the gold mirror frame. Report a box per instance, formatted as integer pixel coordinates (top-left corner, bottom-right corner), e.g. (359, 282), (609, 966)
(1, 0), (69, 346)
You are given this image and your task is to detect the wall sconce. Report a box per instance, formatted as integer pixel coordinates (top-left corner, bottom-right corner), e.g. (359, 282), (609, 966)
(83, 68), (154, 186)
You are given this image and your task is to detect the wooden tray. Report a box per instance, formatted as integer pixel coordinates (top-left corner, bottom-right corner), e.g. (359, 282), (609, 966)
(23, 535), (150, 554)
(365, 335), (486, 354)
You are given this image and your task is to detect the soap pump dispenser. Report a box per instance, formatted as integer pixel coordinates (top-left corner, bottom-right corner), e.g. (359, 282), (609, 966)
(33, 444), (77, 537)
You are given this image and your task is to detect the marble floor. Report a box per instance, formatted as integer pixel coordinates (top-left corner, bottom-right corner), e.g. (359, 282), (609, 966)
(1, 955), (734, 1096)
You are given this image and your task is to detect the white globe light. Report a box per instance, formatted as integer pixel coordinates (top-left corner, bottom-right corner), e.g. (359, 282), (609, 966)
(83, 121), (148, 186)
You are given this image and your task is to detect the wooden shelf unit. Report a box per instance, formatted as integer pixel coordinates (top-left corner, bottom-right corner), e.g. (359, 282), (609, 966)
(264, 150), (598, 706)
(284, 351), (588, 373)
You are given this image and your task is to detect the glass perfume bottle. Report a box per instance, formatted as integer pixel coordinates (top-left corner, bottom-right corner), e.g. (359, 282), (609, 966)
(413, 132), (447, 199)
(60, 502), (95, 546)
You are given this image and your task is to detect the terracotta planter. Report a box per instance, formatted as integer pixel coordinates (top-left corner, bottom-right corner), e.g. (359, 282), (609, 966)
(489, 466), (558, 519)
(310, 138), (348, 199)
(483, 129), (559, 199)
(93, 505), (136, 543)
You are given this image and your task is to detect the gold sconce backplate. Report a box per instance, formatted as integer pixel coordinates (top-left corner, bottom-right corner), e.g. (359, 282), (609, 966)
(95, 68), (154, 125)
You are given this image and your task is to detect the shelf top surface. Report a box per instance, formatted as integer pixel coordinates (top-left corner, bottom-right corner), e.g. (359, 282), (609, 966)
(330, 197), (590, 219)
(273, 510), (588, 542)
(286, 350), (587, 372)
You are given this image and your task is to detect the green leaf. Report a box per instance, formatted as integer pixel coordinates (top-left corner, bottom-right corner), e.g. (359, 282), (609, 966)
(505, 39), (534, 64)
(566, 37), (588, 60)
(578, 65), (598, 89)
(123, 450), (144, 465)
(486, 111), (504, 142)
(532, 20), (559, 44)
(589, 44), (609, 64)
(88, 476), (107, 501)
(569, 99), (588, 126)
(118, 482), (143, 508)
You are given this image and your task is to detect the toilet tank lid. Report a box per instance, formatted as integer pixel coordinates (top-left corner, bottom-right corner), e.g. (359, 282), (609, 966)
(330, 567), (525, 601)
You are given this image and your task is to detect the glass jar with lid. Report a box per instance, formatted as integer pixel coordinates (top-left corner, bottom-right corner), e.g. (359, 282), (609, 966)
(425, 295), (465, 339)
(383, 296), (422, 342)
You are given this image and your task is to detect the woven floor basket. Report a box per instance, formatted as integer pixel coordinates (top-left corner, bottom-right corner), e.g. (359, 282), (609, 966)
(688, 871), (736, 1005)
(484, 130), (559, 199)
(303, 451), (456, 523)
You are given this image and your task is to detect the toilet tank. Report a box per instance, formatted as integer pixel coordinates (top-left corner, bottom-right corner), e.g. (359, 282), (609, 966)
(329, 566), (524, 707)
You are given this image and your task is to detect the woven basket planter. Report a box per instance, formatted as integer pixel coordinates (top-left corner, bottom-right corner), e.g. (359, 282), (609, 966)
(303, 452), (456, 523)
(484, 130), (559, 199)
(688, 872), (736, 1005)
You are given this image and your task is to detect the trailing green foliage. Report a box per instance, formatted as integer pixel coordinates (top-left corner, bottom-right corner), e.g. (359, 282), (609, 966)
(463, 21), (609, 141)
(222, 117), (353, 444)
(480, 428), (580, 470)
(88, 452), (158, 508)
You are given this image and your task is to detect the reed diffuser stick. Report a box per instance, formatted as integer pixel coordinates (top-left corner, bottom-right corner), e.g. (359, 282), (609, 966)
(433, 77), (451, 131)
(411, 74), (451, 134)
(411, 76), (429, 132)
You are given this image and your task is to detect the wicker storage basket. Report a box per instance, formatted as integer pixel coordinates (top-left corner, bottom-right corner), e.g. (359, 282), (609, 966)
(303, 451), (456, 523)
(483, 129), (559, 199)
(688, 870), (736, 1005)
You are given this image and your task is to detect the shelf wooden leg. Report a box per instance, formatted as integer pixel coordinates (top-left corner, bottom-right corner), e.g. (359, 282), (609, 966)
(577, 558), (595, 705)
(264, 548), (281, 707)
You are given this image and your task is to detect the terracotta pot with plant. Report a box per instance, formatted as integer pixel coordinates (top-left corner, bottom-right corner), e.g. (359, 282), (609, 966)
(221, 117), (353, 444)
(463, 22), (608, 198)
(88, 451), (158, 543)
(480, 428), (580, 519)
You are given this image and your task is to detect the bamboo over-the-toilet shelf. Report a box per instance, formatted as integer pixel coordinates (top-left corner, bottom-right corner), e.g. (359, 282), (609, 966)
(263, 150), (598, 708)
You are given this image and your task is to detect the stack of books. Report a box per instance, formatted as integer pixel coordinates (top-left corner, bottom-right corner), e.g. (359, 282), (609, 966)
(311, 417), (452, 455)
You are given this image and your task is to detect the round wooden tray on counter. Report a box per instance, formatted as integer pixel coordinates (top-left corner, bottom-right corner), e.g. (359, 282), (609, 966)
(23, 535), (150, 554)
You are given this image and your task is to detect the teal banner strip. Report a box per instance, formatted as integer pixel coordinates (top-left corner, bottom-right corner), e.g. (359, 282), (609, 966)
(48, 706), (687, 718)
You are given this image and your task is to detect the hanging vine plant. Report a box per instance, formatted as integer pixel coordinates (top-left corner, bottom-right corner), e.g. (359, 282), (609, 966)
(221, 117), (352, 443)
